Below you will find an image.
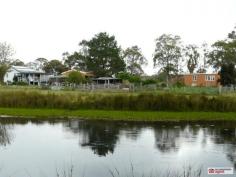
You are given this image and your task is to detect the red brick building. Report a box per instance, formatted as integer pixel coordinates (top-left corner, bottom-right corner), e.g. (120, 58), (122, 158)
(181, 73), (220, 87)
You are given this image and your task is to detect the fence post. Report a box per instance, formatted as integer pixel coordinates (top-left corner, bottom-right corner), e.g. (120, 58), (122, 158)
(140, 82), (142, 91)
(218, 85), (222, 94)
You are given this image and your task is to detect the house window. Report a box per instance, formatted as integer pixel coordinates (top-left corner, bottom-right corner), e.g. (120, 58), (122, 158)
(192, 75), (197, 81)
(205, 75), (215, 81)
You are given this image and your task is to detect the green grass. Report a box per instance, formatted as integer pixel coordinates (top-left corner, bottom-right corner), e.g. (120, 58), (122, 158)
(0, 86), (236, 121)
(2, 90), (236, 111)
(1, 108), (236, 121)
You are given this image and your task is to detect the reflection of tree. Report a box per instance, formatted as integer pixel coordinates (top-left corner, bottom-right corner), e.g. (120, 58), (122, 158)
(63, 120), (144, 156)
(226, 145), (236, 169)
(207, 124), (236, 169)
(63, 119), (236, 168)
(0, 118), (64, 147)
(0, 124), (13, 146)
(63, 120), (120, 156)
(153, 126), (182, 153)
(0, 118), (59, 147)
(123, 127), (141, 141)
(153, 122), (236, 157)
(79, 121), (119, 156)
(121, 123), (144, 141)
(189, 123), (236, 169)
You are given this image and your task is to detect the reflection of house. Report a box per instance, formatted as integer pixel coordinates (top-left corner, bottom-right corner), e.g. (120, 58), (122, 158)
(173, 73), (220, 87)
(4, 66), (45, 85)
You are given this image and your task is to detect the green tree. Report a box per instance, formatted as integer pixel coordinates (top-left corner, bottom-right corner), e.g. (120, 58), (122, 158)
(123, 46), (147, 75)
(220, 63), (236, 86)
(63, 51), (87, 70)
(228, 28), (236, 40)
(0, 42), (14, 83)
(196, 67), (207, 73)
(11, 59), (25, 66)
(208, 40), (236, 69)
(0, 42), (14, 65)
(0, 65), (9, 84)
(208, 27), (236, 85)
(80, 32), (125, 77)
(117, 72), (141, 83)
(155, 71), (167, 83)
(184, 44), (200, 73)
(67, 71), (85, 84)
(153, 34), (182, 87)
(208, 27), (236, 70)
(198, 42), (209, 73)
(43, 59), (68, 74)
(35, 58), (48, 69)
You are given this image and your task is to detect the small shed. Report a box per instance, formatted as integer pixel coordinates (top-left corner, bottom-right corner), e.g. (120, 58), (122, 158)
(92, 77), (122, 85)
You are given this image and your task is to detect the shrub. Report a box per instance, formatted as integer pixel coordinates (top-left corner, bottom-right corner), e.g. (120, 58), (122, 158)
(66, 71), (85, 84)
(173, 81), (185, 88)
(13, 81), (28, 86)
(117, 72), (141, 83)
(142, 79), (157, 85)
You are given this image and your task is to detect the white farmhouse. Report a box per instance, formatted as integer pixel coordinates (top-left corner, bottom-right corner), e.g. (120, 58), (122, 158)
(4, 66), (45, 85)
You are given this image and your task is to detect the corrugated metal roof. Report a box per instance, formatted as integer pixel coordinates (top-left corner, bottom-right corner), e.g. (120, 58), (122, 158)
(12, 66), (45, 74)
(180, 73), (219, 76)
(93, 77), (121, 80)
(61, 70), (94, 77)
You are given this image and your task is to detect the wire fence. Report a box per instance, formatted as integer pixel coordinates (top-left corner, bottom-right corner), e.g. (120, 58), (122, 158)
(3, 83), (236, 95)
(48, 83), (221, 95)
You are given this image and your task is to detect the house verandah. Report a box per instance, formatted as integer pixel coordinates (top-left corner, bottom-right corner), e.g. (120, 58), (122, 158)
(4, 66), (45, 85)
(14, 72), (42, 85)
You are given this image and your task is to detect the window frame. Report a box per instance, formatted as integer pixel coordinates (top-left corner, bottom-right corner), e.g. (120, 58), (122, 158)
(192, 75), (197, 81)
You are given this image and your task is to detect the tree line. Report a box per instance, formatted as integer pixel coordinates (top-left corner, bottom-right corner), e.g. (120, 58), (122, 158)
(0, 26), (236, 86)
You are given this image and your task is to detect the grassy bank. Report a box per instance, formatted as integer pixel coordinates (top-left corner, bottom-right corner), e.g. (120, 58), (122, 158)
(1, 88), (236, 121)
(1, 108), (236, 121)
(1, 90), (236, 112)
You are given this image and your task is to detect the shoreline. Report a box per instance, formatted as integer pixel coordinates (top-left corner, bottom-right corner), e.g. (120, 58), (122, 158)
(0, 108), (236, 122)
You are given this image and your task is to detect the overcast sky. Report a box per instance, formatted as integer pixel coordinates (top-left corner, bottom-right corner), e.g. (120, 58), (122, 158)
(1, 0), (236, 74)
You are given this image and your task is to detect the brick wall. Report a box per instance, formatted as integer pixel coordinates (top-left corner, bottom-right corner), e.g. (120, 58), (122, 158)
(183, 74), (220, 87)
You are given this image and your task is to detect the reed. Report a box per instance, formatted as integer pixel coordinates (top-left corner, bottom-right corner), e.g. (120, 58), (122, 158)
(0, 90), (236, 112)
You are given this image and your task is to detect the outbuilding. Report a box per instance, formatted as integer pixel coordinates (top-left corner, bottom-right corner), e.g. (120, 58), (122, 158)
(92, 77), (122, 85)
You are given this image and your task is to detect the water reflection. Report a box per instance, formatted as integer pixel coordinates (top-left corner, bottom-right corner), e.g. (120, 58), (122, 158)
(0, 118), (235, 175)
(153, 125), (182, 152)
(0, 124), (12, 146)
(67, 120), (120, 156)
(153, 124), (206, 153)
(207, 125), (236, 169)
(0, 118), (66, 147)
(63, 120), (149, 156)
(62, 120), (236, 164)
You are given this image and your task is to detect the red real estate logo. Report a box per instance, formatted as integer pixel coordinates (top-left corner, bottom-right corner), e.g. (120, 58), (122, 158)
(208, 169), (215, 174)
(208, 167), (234, 175)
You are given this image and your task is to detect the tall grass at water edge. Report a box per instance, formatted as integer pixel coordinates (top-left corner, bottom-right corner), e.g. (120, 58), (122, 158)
(0, 90), (236, 112)
(55, 164), (202, 177)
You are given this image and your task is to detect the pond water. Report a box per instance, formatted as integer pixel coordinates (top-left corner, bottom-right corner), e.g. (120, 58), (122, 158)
(0, 119), (235, 177)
